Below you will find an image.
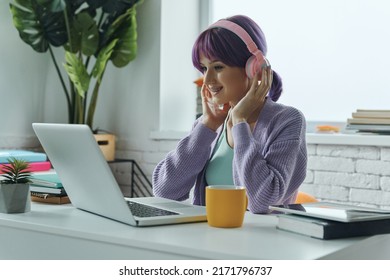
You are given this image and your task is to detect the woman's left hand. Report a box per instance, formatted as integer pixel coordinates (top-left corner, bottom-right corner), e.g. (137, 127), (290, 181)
(230, 66), (273, 126)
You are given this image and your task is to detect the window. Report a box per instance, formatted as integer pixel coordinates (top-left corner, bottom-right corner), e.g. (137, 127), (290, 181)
(152, 0), (208, 139)
(157, 0), (200, 136)
(211, 0), (390, 122)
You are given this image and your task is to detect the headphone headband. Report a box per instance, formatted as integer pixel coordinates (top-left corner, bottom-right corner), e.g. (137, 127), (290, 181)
(208, 20), (261, 57)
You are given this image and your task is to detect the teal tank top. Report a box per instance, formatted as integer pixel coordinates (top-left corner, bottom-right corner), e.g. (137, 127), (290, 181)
(205, 124), (234, 185)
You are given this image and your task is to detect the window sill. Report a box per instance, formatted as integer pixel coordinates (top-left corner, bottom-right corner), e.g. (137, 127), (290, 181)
(151, 130), (390, 147)
(150, 130), (188, 140)
(307, 132), (390, 147)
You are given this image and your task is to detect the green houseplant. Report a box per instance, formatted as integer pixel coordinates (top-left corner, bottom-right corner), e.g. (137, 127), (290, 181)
(9, 0), (143, 130)
(0, 157), (32, 213)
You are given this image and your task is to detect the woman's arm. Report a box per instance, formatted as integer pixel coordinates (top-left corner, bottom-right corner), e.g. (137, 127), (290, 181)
(232, 111), (307, 213)
(152, 120), (218, 201)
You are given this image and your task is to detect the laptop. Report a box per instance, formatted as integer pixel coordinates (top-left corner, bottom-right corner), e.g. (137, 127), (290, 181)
(32, 123), (206, 227)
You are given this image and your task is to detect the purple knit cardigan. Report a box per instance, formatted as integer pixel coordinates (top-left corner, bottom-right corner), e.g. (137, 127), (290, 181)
(152, 98), (307, 213)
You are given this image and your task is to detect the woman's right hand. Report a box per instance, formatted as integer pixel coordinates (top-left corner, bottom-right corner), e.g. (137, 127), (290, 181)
(200, 84), (229, 131)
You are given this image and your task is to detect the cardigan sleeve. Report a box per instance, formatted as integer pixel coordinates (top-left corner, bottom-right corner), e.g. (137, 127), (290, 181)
(152, 120), (218, 201)
(232, 111), (307, 214)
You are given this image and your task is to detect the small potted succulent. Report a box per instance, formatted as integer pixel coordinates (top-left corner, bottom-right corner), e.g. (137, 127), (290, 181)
(0, 157), (32, 213)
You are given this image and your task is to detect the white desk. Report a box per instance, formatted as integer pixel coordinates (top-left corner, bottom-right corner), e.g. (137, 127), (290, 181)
(1, 202), (390, 260)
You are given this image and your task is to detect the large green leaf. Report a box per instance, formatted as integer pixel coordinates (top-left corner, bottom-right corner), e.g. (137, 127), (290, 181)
(102, 0), (141, 15)
(103, 7), (138, 67)
(63, 52), (90, 98)
(68, 11), (99, 56)
(87, 38), (118, 128)
(37, 0), (65, 12)
(92, 39), (118, 82)
(85, 0), (108, 10)
(10, 0), (68, 52)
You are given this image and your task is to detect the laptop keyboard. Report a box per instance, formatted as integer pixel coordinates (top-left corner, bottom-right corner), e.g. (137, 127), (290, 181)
(127, 201), (179, 217)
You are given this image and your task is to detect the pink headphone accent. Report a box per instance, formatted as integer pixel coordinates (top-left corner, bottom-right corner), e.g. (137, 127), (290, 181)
(208, 19), (267, 79)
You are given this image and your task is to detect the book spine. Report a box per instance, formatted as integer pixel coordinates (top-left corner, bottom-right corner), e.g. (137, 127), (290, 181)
(28, 161), (52, 172)
(352, 113), (390, 119)
(0, 161), (51, 174)
(30, 186), (66, 195)
(31, 193), (70, 204)
(29, 181), (61, 188)
(0, 154), (47, 164)
(323, 221), (390, 239)
(356, 109), (390, 113)
(347, 118), (390, 125)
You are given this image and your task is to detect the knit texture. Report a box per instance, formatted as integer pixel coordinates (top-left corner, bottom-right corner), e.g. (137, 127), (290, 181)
(153, 98), (307, 213)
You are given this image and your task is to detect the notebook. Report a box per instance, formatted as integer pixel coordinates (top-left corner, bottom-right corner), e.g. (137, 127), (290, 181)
(32, 123), (206, 227)
(269, 202), (390, 222)
(276, 214), (390, 239)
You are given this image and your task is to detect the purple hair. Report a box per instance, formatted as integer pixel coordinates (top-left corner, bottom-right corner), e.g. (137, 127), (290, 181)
(192, 15), (283, 102)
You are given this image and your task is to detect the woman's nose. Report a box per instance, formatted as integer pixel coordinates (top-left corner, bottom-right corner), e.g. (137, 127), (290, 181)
(203, 69), (215, 85)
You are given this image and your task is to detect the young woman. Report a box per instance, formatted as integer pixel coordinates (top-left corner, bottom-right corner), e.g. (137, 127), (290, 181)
(152, 15), (307, 213)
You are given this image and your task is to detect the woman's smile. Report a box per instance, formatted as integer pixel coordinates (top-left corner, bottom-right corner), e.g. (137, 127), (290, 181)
(208, 85), (223, 96)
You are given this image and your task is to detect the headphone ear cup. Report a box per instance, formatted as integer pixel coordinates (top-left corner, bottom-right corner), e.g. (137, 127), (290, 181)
(246, 55), (266, 79)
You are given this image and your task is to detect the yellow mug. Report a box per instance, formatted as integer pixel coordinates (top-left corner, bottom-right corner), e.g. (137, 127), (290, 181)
(206, 185), (247, 228)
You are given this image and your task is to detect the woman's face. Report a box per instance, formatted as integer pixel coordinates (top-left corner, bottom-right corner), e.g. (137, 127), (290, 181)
(200, 54), (250, 106)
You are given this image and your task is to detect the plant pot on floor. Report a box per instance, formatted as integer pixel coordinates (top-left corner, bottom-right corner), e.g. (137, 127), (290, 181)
(0, 183), (31, 214)
(94, 134), (116, 161)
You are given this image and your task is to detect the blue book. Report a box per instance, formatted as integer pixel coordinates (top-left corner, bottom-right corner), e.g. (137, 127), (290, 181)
(0, 150), (47, 163)
(30, 173), (62, 189)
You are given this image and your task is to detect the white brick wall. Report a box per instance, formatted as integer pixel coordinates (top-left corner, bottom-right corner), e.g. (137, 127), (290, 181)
(382, 148), (390, 161)
(301, 144), (390, 210)
(116, 139), (390, 209)
(114, 140), (390, 209)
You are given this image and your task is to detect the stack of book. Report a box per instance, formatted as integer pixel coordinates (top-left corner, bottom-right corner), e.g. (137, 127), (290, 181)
(271, 202), (390, 240)
(0, 150), (51, 173)
(346, 109), (390, 134)
(29, 173), (70, 204)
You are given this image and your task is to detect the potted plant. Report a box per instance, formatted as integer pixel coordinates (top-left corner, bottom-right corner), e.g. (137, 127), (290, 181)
(9, 0), (144, 160)
(0, 157), (32, 214)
